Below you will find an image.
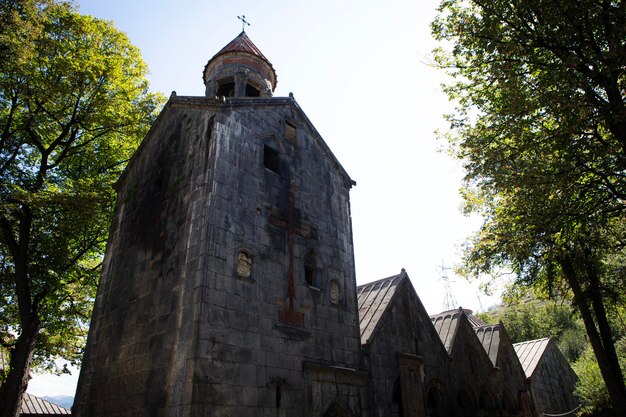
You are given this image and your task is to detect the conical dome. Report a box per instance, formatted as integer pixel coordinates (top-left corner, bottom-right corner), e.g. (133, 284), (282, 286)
(203, 31), (277, 98)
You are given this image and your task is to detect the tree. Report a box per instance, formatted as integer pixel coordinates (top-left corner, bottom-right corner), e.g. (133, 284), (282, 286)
(574, 336), (626, 416)
(432, 0), (626, 413)
(478, 294), (587, 362)
(0, 1), (164, 416)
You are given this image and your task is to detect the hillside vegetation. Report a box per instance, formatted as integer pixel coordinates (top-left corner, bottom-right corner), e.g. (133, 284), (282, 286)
(477, 291), (626, 416)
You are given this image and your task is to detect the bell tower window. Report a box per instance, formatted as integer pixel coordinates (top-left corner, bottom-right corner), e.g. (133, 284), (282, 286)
(263, 145), (280, 173)
(245, 83), (261, 97)
(216, 78), (235, 97)
(304, 253), (318, 287)
(262, 136), (281, 175)
(285, 121), (297, 144)
(305, 265), (315, 287)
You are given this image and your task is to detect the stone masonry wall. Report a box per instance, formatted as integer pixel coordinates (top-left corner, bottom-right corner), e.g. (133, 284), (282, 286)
(530, 344), (578, 415)
(189, 97), (364, 416)
(365, 279), (450, 417)
(446, 318), (499, 417)
(494, 330), (530, 415)
(74, 96), (364, 417)
(73, 99), (221, 417)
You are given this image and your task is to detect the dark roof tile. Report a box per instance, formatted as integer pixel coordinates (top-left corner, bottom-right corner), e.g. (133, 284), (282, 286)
(513, 337), (551, 377)
(357, 272), (405, 345)
(212, 31), (271, 63)
(474, 324), (502, 366)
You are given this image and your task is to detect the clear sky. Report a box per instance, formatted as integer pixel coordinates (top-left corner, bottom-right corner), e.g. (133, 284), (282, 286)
(28, 0), (502, 398)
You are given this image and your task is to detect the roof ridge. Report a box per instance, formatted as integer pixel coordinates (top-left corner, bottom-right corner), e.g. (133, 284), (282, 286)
(211, 31), (271, 64)
(512, 336), (551, 346)
(473, 322), (502, 330)
(430, 307), (473, 318)
(357, 272), (403, 290)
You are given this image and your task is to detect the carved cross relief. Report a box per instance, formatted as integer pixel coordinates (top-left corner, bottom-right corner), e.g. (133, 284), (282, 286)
(268, 182), (313, 327)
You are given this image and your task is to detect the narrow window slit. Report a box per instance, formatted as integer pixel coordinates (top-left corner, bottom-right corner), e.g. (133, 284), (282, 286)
(263, 145), (280, 173)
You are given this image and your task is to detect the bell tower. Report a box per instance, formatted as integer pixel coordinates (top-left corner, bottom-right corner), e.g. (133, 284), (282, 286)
(203, 31), (277, 98)
(73, 31), (368, 417)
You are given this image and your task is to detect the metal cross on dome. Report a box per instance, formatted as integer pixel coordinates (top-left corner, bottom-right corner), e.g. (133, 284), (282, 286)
(237, 15), (250, 31)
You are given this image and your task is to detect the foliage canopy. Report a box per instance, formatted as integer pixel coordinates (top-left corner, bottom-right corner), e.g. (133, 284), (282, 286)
(574, 336), (626, 416)
(432, 0), (626, 412)
(0, 1), (164, 415)
(478, 297), (587, 362)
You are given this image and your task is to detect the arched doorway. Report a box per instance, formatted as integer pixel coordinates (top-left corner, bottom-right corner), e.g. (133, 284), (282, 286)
(391, 377), (404, 417)
(425, 382), (445, 417)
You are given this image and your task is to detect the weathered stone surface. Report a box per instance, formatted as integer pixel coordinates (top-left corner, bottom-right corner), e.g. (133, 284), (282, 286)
(514, 338), (579, 415)
(74, 31), (577, 417)
(358, 272), (539, 417)
(74, 95), (363, 417)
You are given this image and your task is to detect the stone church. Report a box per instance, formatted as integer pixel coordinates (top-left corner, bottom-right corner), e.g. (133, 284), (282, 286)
(72, 31), (577, 417)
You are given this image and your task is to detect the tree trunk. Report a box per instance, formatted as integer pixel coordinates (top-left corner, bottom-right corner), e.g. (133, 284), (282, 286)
(0, 317), (40, 417)
(0, 203), (39, 417)
(559, 255), (626, 416)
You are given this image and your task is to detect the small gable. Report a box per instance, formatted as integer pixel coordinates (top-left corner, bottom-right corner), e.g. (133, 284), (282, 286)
(495, 326), (527, 380)
(430, 308), (477, 354)
(357, 272), (405, 346)
(513, 337), (551, 378)
(474, 324), (502, 366)
(514, 338), (579, 415)
(357, 271), (449, 355)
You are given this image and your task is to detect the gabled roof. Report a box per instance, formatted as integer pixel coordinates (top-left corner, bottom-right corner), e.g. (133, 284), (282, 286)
(2, 351), (70, 415)
(212, 31), (271, 63)
(513, 337), (551, 377)
(205, 31), (277, 88)
(474, 324), (503, 366)
(21, 393), (71, 415)
(357, 271), (406, 345)
(429, 308), (474, 353)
